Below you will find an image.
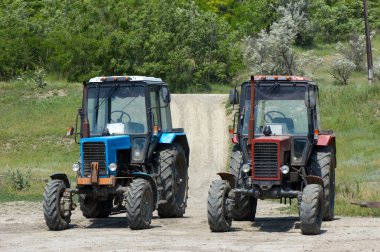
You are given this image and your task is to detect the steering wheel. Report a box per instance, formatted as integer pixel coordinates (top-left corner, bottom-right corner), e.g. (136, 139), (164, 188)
(264, 110), (286, 123)
(111, 110), (131, 123)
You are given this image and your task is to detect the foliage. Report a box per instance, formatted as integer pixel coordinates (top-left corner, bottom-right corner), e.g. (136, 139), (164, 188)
(309, 0), (364, 43)
(335, 32), (376, 71)
(6, 169), (32, 191)
(0, 0), (242, 92)
(244, 1), (322, 76)
(195, 0), (281, 36)
(329, 54), (356, 85)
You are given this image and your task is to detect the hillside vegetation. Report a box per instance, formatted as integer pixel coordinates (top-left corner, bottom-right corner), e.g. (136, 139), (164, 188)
(0, 0), (380, 216)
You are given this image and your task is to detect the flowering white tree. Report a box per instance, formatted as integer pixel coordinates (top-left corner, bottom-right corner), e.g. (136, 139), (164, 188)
(244, 0), (322, 76)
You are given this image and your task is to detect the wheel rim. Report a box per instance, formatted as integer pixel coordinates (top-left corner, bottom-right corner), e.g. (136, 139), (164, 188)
(174, 154), (187, 206)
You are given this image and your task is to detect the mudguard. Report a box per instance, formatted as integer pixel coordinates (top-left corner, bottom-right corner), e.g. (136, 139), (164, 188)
(306, 175), (324, 187)
(159, 132), (190, 164)
(132, 172), (158, 209)
(50, 173), (70, 188)
(316, 135), (334, 146)
(217, 172), (236, 189)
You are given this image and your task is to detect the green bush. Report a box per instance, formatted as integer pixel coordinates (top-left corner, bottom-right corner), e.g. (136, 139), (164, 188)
(7, 169), (32, 191)
(329, 55), (356, 85)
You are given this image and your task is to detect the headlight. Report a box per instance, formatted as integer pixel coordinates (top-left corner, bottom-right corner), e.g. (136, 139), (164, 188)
(132, 138), (146, 161)
(241, 164), (251, 173)
(280, 165), (290, 174)
(108, 163), (117, 172)
(72, 163), (80, 172)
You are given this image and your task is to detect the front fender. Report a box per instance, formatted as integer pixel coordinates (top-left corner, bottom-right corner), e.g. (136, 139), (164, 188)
(217, 172), (236, 189)
(50, 173), (70, 188)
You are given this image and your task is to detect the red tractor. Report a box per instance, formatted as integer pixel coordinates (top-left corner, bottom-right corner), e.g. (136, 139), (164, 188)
(207, 76), (336, 235)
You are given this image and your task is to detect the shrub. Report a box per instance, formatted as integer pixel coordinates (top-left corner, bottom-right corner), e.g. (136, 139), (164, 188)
(329, 54), (356, 85)
(33, 67), (47, 89)
(7, 169), (32, 191)
(335, 32), (376, 71)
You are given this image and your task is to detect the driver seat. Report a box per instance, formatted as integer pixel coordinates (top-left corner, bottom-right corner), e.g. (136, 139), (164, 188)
(272, 117), (294, 134)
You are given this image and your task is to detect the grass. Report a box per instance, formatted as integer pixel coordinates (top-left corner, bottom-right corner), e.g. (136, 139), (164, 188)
(0, 77), (82, 202)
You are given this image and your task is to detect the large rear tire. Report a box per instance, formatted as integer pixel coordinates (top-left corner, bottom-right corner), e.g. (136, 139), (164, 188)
(300, 184), (323, 235)
(79, 195), (113, 218)
(310, 147), (335, 221)
(156, 144), (188, 218)
(125, 178), (153, 230)
(230, 145), (257, 221)
(207, 180), (232, 232)
(43, 180), (71, 231)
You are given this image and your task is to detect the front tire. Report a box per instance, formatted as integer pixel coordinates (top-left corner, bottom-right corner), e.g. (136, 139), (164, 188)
(310, 147), (335, 221)
(207, 180), (232, 232)
(300, 184), (323, 235)
(230, 145), (257, 221)
(125, 179), (154, 230)
(156, 144), (188, 218)
(43, 180), (71, 231)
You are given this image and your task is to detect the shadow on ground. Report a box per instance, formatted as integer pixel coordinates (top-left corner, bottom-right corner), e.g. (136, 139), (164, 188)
(251, 216), (299, 232)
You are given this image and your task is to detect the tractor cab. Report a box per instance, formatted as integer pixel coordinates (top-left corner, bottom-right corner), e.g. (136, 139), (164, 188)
(79, 76), (174, 166)
(85, 76), (172, 137)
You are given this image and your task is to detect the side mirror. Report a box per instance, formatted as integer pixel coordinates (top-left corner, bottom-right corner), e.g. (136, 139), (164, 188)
(229, 88), (239, 105)
(162, 87), (171, 104)
(66, 126), (74, 136)
(305, 88), (316, 108)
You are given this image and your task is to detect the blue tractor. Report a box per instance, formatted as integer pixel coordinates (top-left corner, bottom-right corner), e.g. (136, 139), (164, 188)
(43, 76), (189, 230)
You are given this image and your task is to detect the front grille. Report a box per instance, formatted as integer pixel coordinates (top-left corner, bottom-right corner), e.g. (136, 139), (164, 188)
(82, 142), (107, 176)
(253, 142), (278, 178)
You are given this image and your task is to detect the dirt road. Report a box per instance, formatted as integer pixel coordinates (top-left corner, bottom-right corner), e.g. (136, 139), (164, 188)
(1, 94), (379, 252)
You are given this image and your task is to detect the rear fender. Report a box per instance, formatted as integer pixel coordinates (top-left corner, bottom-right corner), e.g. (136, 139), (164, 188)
(316, 134), (334, 146)
(50, 173), (70, 188)
(159, 133), (190, 164)
(132, 172), (158, 209)
(316, 135), (337, 169)
(217, 172), (236, 189)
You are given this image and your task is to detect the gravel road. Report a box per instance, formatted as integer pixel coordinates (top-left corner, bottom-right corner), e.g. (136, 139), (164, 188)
(1, 94), (379, 252)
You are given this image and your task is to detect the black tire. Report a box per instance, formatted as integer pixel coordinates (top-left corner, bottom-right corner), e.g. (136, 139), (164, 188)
(79, 195), (113, 218)
(230, 145), (257, 221)
(125, 178), (153, 230)
(43, 180), (71, 231)
(300, 184), (323, 235)
(310, 147), (335, 221)
(207, 180), (232, 232)
(156, 144), (188, 218)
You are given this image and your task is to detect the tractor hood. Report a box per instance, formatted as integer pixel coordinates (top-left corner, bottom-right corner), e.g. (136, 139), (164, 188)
(80, 135), (132, 150)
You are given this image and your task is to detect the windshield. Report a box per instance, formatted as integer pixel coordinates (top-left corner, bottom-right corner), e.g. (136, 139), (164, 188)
(242, 85), (308, 136)
(87, 84), (148, 136)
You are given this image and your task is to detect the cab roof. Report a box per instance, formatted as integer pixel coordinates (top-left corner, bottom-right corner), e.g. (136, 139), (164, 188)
(241, 75), (316, 87)
(253, 75), (311, 81)
(88, 76), (164, 84)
